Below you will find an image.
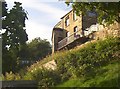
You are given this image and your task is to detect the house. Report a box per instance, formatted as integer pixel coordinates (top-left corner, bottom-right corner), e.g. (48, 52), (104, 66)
(51, 9), (101, 53)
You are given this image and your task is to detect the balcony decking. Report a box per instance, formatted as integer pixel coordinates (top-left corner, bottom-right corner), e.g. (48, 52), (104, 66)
(57, 30), (88, 50)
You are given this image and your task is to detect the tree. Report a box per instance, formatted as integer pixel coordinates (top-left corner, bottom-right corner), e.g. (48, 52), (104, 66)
(1, 1), (14, 74)
(66, 2), (120, 25)
(27, 37), (52, 61)
(4, 2), (28, 49)
(2, 2), (28, 73)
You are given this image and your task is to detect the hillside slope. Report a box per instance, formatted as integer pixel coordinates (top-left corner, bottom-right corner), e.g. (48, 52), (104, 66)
(3, 37), (120, 88)
(22, 37), (119, 88)
(57, 61), (119, 87)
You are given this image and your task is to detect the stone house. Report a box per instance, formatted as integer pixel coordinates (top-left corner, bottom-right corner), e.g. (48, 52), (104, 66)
(51, 9), (120, 53)
(51, 9), (97, 53)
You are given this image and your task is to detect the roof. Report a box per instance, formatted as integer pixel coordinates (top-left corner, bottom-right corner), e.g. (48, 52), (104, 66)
(51, 9), (73, 41)
(60, 9), (73, 19)
(53, 28), (64, 31)
(54, 21), (61, 28)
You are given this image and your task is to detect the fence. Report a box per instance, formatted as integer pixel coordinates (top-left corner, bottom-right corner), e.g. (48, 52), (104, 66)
(58, 30), (83, 50)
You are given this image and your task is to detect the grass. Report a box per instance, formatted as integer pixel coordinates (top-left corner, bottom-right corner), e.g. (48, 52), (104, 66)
(57, 61), (119, 87)
(18, 37), (120, 87)
(2, 36), (120, 88)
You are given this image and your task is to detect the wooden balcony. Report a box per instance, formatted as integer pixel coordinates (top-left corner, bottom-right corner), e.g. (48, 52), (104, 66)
(58, 30), (86, 50)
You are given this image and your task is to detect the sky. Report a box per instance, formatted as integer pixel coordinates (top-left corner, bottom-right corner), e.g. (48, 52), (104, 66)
(5, 0), (72, 44)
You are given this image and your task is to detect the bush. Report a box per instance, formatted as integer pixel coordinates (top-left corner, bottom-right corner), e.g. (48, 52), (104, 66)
(2, 37), (119, 88)
(3, 71), (21, 80)
(28, 68), (61, 88)
(55, 37), (120, 80)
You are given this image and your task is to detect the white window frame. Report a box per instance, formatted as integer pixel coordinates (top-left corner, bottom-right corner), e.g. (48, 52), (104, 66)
(65, 16), (69, 26)
(73, 11), (77, 21)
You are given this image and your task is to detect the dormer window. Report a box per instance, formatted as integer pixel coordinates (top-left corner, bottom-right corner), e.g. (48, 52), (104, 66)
(65, 16), (69, 26)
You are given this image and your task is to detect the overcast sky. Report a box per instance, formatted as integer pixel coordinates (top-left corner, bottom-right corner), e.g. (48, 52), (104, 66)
(5, 0), (72, 44)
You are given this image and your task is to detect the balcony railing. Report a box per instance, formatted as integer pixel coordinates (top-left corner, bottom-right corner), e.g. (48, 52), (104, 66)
(58, 30), (83, 50)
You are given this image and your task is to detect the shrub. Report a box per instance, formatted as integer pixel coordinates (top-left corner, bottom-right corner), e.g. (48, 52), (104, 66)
(2, 37), (119, 88)
(23, 72), (33, 80)
(29, 68), (61, 88)
(26, 36), (119, 87)
(3, 71), (21, 80)
(55, 37), (120, 80)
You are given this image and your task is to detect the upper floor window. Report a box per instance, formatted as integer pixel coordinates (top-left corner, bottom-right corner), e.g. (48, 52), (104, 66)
(74, 26), (78, 36)
(65, 16), (69, 27)
(73, 11), (77, 21)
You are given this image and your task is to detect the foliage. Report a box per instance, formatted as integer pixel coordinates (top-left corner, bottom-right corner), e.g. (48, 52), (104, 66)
(27, 37), (52, 61)
(2, 2), (52, 74)
(22, 68), (61, 88)
(2, 37), (120, 88)
(25, 37), (119, 87)
(32, 68), (60, 88)
(66, 2), (120, 25)
(57, 61), (119, 87)
(2, 2), (28, 73)
(55, 37), (120, 80)
(2, 1), (28, 49)
(26, 36), (119, 87)
(2, 71), (21, 80)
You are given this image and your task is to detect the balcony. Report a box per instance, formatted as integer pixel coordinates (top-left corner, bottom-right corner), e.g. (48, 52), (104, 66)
(58, 30), (85, 50)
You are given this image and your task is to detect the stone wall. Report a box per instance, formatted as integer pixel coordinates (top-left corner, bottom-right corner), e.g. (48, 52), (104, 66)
(61, 10), (82, 36)
(89, 22), (120, 40)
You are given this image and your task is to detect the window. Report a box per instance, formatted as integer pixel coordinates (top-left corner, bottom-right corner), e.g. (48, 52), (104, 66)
(74, 26), (80, 38)
(74, 26), (78, 36)
(65, 16), (69, 26)
(73, 11), (77, 20)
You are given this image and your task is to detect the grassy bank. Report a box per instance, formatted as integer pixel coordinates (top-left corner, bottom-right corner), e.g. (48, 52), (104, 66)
(57, 61), (119, 87)
(2, 37), (120, 88)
